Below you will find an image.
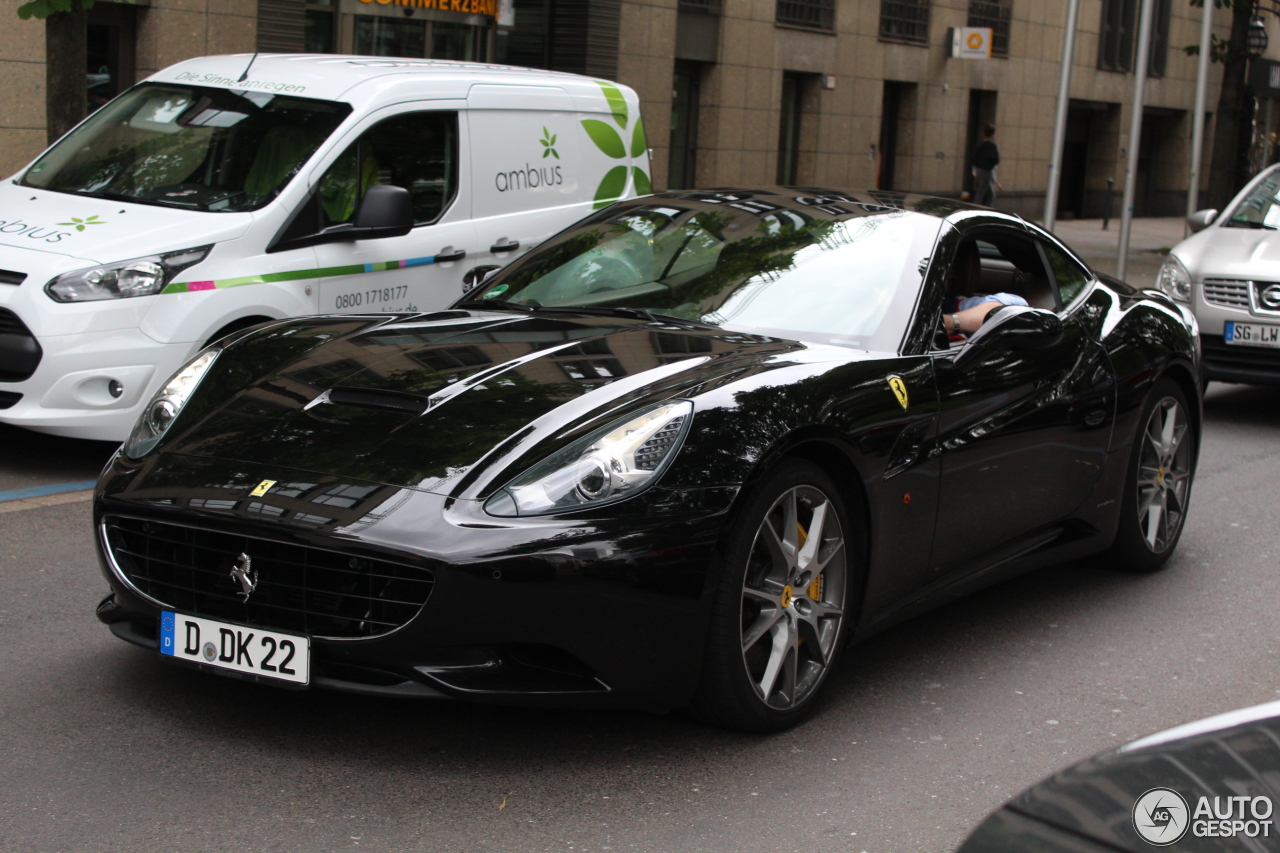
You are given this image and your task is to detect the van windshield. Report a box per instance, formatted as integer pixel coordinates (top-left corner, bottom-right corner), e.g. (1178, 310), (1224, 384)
(21, 84), (351, 212)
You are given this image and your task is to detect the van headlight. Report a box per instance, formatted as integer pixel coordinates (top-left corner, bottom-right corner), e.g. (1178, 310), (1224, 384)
(45, 245), (211, 302)
(124, 349), (220, 459)
(1156, 255), (1192, 302)
(485, 401), (693, 517)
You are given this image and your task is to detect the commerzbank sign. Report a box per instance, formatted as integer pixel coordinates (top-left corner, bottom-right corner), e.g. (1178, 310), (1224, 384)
(353, 0), (500, 17)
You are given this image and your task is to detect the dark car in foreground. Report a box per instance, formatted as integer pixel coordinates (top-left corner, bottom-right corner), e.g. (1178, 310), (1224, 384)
(959, 700), (1280, 851)
(93, 188), (1201, 731)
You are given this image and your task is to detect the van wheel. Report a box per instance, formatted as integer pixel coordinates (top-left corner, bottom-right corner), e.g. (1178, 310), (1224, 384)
(203, 316), (273, 349)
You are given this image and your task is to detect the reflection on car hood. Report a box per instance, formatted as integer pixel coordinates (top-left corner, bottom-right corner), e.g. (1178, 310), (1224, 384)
(166, 310), (801, 495)
(973, 699), (1280, 851)
(1178, 226), (1280, 280)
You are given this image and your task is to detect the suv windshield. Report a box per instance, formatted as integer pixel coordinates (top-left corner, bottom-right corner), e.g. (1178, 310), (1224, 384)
(1224, 168), (1280, 229)
(469, 198), (938, 351)
(21, 84), (351, 212)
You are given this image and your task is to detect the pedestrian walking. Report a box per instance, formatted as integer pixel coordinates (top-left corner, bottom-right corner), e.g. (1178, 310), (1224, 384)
(971, 123), (1003, 207)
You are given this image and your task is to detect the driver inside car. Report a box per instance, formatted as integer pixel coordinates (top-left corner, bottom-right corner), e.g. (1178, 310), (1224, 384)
(943, 241), (1029, 337)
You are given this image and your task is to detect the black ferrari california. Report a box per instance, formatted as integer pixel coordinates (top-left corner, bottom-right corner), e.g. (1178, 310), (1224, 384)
(93, 189), (1201, 731)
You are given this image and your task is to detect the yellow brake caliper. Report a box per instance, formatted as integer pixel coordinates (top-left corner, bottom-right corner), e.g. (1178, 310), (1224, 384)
(797, 522), (823, 601)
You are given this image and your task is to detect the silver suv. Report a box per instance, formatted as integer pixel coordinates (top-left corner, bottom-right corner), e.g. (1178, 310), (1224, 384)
(1163, 162), (1280, 385)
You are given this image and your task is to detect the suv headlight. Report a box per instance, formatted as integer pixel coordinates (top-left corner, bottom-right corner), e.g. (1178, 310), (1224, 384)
(1156, 255), (1192, 302)
(124, 349), (220, 459)
(485, 400), (693, 517)
(45, 245), (211, 303)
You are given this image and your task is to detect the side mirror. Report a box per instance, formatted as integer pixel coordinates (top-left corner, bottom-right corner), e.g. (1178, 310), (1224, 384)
(952, 306), (1064, 371)
(352, 184), (414, 237)
(1186, 208), (1218, 233)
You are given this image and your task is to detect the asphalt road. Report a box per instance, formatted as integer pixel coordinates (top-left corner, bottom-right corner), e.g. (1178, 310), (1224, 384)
(0, 382), (1277, 853)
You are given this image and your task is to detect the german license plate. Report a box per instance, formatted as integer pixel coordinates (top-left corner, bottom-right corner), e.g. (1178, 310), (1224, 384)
(1224, 321), (1280, 348)
(159, 611), (309, 685)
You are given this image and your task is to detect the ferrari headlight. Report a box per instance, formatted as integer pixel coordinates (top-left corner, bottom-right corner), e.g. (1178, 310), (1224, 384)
(45, 245), (211, 302)
(485, 400), (694, 517)
(123, 349), (220, 459)
(1156, 255), (1192, 302)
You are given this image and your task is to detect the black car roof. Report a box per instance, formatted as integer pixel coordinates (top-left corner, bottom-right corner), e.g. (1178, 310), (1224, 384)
(642, 186), (997, 221)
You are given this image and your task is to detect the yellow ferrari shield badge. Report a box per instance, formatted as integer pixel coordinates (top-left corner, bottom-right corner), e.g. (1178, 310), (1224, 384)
(249, 479), (276, 498)
(888, 376), (909, 409)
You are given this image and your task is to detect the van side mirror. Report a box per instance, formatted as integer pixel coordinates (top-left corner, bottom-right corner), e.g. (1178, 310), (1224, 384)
(1187, 209), (1218, 233)
(352, 184), (414, 237)
(951, 306), (1064, 372)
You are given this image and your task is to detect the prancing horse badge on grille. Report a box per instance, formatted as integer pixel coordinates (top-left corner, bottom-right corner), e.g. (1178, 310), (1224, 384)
(230, 552), (257, 602)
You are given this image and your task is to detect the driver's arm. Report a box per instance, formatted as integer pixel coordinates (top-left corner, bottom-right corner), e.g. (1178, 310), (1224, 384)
(946, 300), (1003, 335)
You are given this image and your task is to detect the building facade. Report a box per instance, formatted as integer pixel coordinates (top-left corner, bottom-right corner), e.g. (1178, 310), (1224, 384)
(2, 0), (1274, 219)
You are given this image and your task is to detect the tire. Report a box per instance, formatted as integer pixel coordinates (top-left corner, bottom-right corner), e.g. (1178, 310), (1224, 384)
(691, 459), (856, 732)
(1106, 377), (1197, 573)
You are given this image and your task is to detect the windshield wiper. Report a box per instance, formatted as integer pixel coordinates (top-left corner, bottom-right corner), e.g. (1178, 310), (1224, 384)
(73, 190), (187, 210)
(1224, 219), (1279, 230)
(526, 304), (720, 329)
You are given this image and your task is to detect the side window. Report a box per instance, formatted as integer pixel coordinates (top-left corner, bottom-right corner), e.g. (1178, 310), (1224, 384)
(1041, 242), (1092, 307)
(317, 111), (458, 228)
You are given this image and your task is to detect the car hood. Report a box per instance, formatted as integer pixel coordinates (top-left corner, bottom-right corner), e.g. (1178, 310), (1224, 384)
(164, 310), (804, 498)
(1176, 225), (1280, 280)
(967, 699), (1280, 852)
(0, 185), (253, 264)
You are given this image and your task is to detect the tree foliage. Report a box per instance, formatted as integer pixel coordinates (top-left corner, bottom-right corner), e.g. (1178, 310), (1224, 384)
(16, 0), (96, 20)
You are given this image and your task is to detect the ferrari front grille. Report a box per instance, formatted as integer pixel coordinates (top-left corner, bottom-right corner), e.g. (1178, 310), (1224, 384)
(1202, 278), (1251, 309)
(103, 516), (434, 639)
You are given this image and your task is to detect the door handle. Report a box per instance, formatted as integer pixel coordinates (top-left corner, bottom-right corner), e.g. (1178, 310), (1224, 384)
(489, 239), (520, 254)
(435, 248), (466, 263)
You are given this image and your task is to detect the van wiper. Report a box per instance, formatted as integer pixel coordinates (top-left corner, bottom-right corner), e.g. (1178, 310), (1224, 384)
(74, 190), (185, 210)
(456, 299), (535, 312)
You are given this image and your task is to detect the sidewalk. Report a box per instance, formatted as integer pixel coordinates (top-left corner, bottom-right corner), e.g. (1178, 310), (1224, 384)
(1048, 216), (1185, 290)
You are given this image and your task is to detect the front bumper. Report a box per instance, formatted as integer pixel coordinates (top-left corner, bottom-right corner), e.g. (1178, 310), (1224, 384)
(1201, 334), (1280, 384)
(0, 325), (195, 440)
(93, 453), (738, 712)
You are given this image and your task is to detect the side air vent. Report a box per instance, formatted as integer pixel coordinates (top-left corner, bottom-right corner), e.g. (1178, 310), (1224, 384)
(326, 387), (430, 415)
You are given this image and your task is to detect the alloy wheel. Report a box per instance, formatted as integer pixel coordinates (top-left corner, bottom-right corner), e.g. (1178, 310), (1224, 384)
(1136, 396), (1192, 553)
(739, 484), (846, 711)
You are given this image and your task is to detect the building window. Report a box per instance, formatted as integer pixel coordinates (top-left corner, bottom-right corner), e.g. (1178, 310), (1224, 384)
(778, 72), (803, 185)
(776, 0), (834, 31)
(304, 0), (335, 53)
(966, 0), (1010, 57)
(1098, 0), (1171, 76)
(669, 60), (703, 190)
(879, 0), (929, 45)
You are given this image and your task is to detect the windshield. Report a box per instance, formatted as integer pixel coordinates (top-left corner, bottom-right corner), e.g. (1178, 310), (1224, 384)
(470, 197), (939, 351)
(1223, 168), (1280, 229)
(22, 84), (351, 212)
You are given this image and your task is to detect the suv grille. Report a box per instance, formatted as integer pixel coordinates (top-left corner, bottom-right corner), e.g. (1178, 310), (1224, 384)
(104, 516), (434, 639)
(1203, 279), (1251, 309)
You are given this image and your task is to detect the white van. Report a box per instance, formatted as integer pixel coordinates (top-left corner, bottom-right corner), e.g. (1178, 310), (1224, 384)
(0, 54), (651, 440)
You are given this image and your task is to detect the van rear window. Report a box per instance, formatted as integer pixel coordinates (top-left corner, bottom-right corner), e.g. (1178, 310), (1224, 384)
(22, 84), (351, 212)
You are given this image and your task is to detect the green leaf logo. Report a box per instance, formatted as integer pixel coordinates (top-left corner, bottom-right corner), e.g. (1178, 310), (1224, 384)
(630, 117), (647, 158)
(632, 167), (652, 196)
(56, 214), (106, 232)
(539, 126), (559, 160)
(597, 82), (628, 129)
(593, 166), (629, 209)
(582, 119), (627, 159)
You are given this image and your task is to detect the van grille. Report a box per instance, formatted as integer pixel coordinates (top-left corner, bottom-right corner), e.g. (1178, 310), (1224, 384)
(0, 309), (40, 382)
(0, 269), (25, 285)
(0, 391), (20, 409)
(1202, 279), (1251, 309)
(104, 516), (434, 639)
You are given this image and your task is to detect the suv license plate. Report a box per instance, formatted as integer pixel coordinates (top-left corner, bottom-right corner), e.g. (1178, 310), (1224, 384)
(1225, 321), (1280, 348)
(159, 611), (309, 685)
